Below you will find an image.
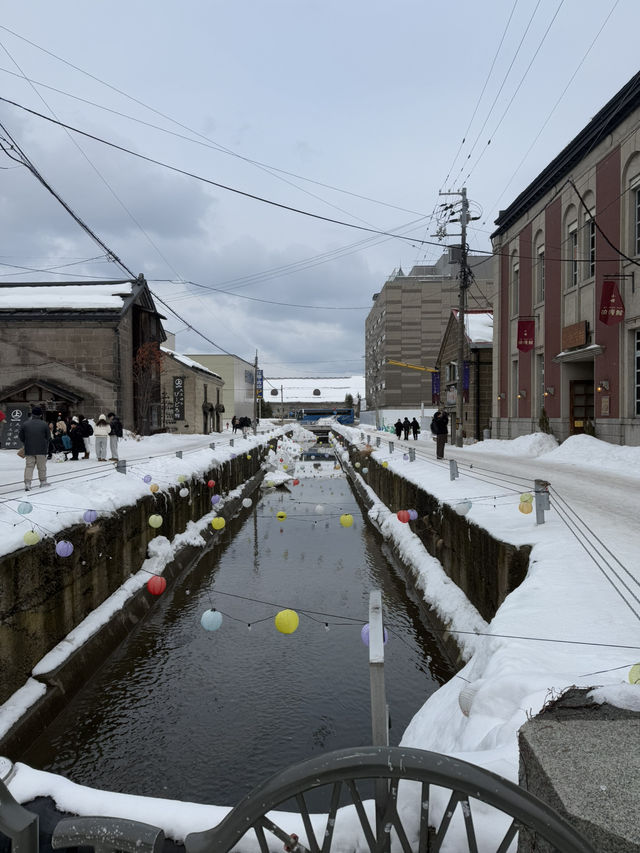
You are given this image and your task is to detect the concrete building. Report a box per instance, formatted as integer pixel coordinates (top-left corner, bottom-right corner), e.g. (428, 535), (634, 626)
(365, 250), (494, 411)
(434, 309), (493, 442)
(0, 277), (166, 439)
(160, 343), (224, 434)
(187, 353), (258, 425)
(491, 70), (640, 445)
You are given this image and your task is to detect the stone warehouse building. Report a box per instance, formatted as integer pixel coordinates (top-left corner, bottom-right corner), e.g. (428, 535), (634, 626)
(365, 250), (494, 410)
(160, 341), (224, 434)
(491, 70), (640, 445)
(0, 277), (166, 436)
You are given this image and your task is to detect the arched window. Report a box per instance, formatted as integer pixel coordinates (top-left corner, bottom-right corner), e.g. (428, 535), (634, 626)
(533, 229), (545, 304)
(563, 205), (578, 291)
(510, 249), (519, 316)
(580, 190), (596, 281)
(622, 152), (640, 257)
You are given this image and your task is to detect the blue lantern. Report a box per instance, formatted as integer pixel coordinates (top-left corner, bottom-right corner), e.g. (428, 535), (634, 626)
(201, 609), (223, 631)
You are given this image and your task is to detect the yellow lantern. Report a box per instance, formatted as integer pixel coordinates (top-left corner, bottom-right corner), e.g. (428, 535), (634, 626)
(628, 663), (640, 684)
(520, 492), (534, 504)
(339, 514), (354, 528)
(148, 514), (163, 529)
(23, 530), (40, 546)
(382, 461), (389, 468)
(277, 511), (287, 521)
(275, 609), (299, 634)
(211, 516), (226, 530)
(518, 502), (533, 514)
(149, 483), (159, 493)
(177, 474), (186, 483)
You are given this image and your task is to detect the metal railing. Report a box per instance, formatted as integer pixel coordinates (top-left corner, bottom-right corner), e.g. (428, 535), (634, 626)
(1, 746), (594, 853)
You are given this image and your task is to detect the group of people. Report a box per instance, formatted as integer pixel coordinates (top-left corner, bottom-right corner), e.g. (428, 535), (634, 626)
(394, 417), (421, 441)
(231, 415), (253, 437)
(19, 408), (124, 491)
(391, 410), (450, 459)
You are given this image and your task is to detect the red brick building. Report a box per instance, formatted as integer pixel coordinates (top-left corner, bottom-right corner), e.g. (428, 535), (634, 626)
(491, 71), (640, 445)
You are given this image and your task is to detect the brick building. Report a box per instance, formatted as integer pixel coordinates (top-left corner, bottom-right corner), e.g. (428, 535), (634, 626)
(0, 277), (166, 436)
(435, 309), (493, 441)
(160, 345), (224, 434)
(365, 250), (494, 411)
(491, 71), (640, 445)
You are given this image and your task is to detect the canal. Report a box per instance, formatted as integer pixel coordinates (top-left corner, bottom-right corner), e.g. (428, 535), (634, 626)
(22, 458), (453, 806)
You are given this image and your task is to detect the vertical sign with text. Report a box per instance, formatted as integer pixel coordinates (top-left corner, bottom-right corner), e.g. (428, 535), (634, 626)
(173, 376), (185, 421)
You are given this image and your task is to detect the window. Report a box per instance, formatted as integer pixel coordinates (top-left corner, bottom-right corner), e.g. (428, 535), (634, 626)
(511, 261), (519, 315)
(584, 214), (595, 279)
(636, 188), (640, 256)
(568, 226), (578, 289)
(446, 361), (458, 383)
(536, 249), (545, 303)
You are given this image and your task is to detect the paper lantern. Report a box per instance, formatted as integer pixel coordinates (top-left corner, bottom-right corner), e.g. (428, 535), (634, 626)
(279, 458), (283, 463)
(207, 479), (215, 488)
(149, 483), (159, 493)
(246, 454), (251, 459)
(83, 509), (98, 523)
(275, 609), (299, 634)
(396, 510), (410, 524)
(55, 540), (74, 557)
(147, 576), (166, 595)
(17, 501), (33, 515)
(277, 511), (287, 521)
(242, 497), (252, 508)
(360, 623), (388, 646)
(148, 514), (163, 529)
(211, 516), (226, 530)
(382, 461), (389, 468)
(282, 464), (288, 470)
(458, 680), (484, 716)
(408, 509), (418, 521)
(355, 462), (361, 468)
(314, 504), (324, 514)
(339, 514), (354, 528)
(177, 474), (186, 483)
(201, 609), (223, 631)
(454, 500), (472, 516)
(362, 467), (368, 474)
(520, 492), (534, 504)
(179, 488), (189, 498)
(266, 480), (275, 488)
(211, 495), (221, 506)
(143, 474), (152, 483)
(23, 530), (40, 546)
(629, 663), (640, 684)
(292, 479), (300, 486)
(519, 501), (533, 514)
(403, 453), (409, 461)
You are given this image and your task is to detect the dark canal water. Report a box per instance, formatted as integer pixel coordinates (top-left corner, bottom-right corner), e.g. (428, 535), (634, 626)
(22, 464), (452, 806)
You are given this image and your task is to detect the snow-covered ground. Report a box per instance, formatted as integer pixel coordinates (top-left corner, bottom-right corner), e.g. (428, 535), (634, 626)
(1, 422), (639, 848)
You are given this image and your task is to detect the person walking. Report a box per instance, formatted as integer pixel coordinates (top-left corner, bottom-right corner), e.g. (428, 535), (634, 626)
(402, 417), (411, 440)
(394, 419), (402, 439)
(231, 415), (238, 433)
(107, 412), (123, 460)
(68, 416), (85, 460)
(19, 406), (50, 490)
(431, 409), (449, 460)
(77, 414), (94, 459)
(411, 417), (420, 440)
(93, 413), (111, 461)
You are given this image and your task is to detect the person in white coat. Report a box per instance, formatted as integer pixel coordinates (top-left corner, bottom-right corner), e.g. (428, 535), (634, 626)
(93, 413), (111, 461)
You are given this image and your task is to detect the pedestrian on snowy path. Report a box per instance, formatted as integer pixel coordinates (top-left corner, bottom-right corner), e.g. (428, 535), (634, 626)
(107, 412), (123, 460)
(431, 409), (449, 459)
(402, 417), (411, 440)
(68, 416), (85, 460)
(411, 417), (420, 440)
(394, 419), (402, 438)
(77, 415), (94, 459)
(19, 406), (50, 490)
(93, 413), (111, 461)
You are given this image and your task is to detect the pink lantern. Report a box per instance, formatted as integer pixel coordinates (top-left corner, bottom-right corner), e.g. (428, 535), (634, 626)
(207, 479), (215, 488)
(397, 510), (411, 523)
(147, 576), (167, 596)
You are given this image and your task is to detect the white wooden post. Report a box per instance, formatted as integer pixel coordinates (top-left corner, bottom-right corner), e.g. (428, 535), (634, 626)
(369, 590), (388, 747)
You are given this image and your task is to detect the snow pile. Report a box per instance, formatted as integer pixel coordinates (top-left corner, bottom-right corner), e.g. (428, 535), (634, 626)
(465, 432), (558, 457)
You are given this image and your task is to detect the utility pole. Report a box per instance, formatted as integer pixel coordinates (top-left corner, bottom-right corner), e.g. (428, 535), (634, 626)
(253, 350), (258, 434)
(439, 187), (471, 447)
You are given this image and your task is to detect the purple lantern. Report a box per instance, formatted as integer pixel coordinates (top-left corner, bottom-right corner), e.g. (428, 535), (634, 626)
(143, 474), (152, 484)
(83, 509), (98, 524)
(360, 623), (389, 646)
(408, 509), (418, 521)
(403, 453), (409, 461)
(211, 494), (221, 506)
(55, 540), (74, 558)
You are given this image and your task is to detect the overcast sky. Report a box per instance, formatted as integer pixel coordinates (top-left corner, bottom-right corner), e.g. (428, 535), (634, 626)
(1, 1), (638, 384)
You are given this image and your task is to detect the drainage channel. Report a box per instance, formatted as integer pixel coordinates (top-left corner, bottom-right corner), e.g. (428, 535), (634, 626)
(21, 462), (453, 807)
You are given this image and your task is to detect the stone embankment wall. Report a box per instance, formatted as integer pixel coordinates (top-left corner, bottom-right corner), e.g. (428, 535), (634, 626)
(0, 445), (270, 712)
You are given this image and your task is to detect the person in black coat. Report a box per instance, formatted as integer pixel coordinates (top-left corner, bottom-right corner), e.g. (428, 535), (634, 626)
(394, 419), (402, 439)
(19, 406), (50, 489)
(402, 417), (411, 440)
(107, 412), (123, 461)
(68, 416), (86, 460)
(411, 417), (420, 440)
(77, 414), (94, 459)
(431, 409), (450, 459)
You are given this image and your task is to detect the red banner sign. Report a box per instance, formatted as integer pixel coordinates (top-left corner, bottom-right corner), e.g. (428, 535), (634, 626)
(517, 319), (535, 352)
(599, 280), (625, 325)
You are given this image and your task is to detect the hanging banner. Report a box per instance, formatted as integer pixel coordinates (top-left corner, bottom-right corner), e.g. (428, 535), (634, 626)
(431, 372), (440, 404)
(173, 376), (185, 421)
(599, 280), (625, 325)
(517, 319), (535, 352)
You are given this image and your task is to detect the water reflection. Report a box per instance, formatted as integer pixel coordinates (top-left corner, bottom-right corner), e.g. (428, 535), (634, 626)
(22, 464), (452, 806)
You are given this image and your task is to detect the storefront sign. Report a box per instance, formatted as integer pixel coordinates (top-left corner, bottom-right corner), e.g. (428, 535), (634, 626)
(256, 369), (263, 399)
(561, 321), (587, 350)
(2, 406), (30, 449)
(517, 319), (535, 352)
(173, 376), (185, 421)
(599, 280), (625, 325)
(431, 372), (440, 404)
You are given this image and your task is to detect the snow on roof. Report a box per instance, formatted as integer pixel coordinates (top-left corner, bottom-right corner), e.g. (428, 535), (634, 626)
(453, 309), (493, 344)
(0, 283), (134, 310)
(160, 347), (222, 379)
(264, 376), (365, 403)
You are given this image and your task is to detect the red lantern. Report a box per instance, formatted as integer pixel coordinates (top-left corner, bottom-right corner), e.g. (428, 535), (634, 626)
(397, 510), (411, 524)
(292, 479), (300, 486)
(207, 479), (215, 488)
(147, 576), (167, 595)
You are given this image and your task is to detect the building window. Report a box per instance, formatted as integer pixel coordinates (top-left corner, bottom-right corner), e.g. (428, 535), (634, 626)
(536, 249), (545, 303)
(446, 361), (458, 383)
(585, 215), (595, 279)
(636, 188), (640, 256)
(636, 330), (640, 416)
(511, 261), (519, 315)
(567, 225), (578, 289)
